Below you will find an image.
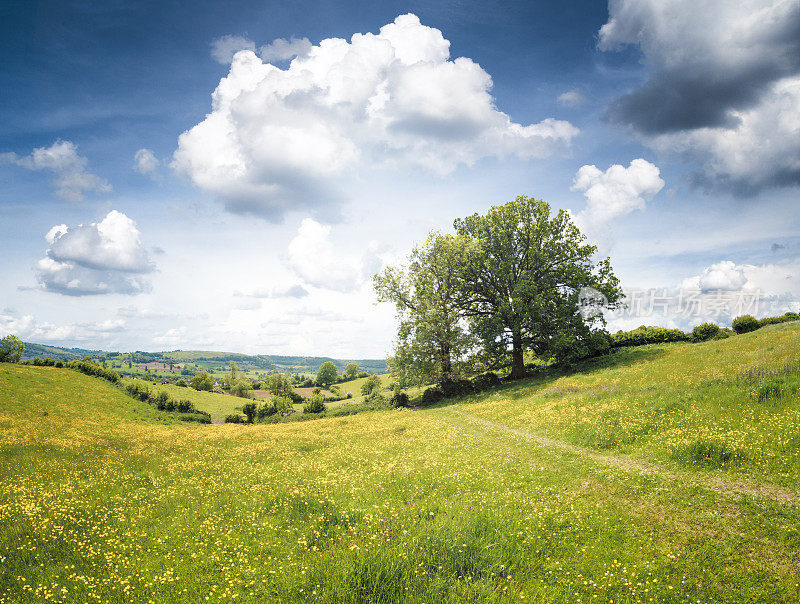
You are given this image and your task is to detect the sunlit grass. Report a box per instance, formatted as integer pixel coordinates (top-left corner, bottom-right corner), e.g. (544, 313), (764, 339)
(1, 327), (800, 602)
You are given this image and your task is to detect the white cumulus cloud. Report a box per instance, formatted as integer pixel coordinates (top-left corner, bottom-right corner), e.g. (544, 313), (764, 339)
(571, 158), (664, 228)
(211, 34), (255, 64)
(35, 210), (155, 296)
(1, 140), (111, 201)
(259, 37), (312, 62)
(174, 13), (578, 219)
(133, 148), (159, 174)
(287, 218), (382, 292)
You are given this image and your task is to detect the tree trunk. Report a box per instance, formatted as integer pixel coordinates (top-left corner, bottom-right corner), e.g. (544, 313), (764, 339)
(509, 333), (526, 380)
(440, 344), (452, 380)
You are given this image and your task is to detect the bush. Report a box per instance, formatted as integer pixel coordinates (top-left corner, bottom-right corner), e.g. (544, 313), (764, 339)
(257, 400), (277, 420)
(303, 393), (326, 414)
(470, 371), (501, 392)
(691, 322), (720, 343)
(759, 312), (798, 327)
(55, 361), (64, 368)
(390, 390), (410, 408)
(175, 378), (188, 387)
(189, 371), (214, 391)
(242, 401), (258, 423)
(176, 399), (194, 413)
(31, 358), (57, 366)
(732, 315), (759, 334)
(125, 382), (151, 402)
(66, 359), (120, 383)
(612, 326), (688, 347)
(440, 378), (474, 398)
(420, 387), (444, 405)
(361, 374), (382, 396)
(224, 414), (246, 424)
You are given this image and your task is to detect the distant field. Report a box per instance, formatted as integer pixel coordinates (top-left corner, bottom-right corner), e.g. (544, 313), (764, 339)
(3, 324), (800, 602)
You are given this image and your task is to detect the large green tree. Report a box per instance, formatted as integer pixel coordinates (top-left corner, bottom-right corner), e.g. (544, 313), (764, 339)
(342, 363), (360, 381)
(375, 232), (475, 385)
(454, 196), (621, 379)
(0, 335), (24, 363)
(316, 361), (338, 388)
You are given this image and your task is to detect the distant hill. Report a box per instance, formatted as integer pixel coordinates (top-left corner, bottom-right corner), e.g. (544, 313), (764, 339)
(21, 342), (387, 374)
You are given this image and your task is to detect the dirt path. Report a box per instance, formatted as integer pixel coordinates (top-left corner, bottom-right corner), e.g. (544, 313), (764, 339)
(438, 407), (800, 506)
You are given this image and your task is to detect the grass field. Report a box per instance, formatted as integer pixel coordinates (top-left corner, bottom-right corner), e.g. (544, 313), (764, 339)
(2, 324), (800, 602)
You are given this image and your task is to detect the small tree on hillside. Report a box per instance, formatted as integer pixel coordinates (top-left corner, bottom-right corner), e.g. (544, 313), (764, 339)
(0, 335), (24, 363)
(189, 371), (214, 391)
(266, 373), (293, 397)
(361, 374), (382, 396)
(343, 363), (360, 381)
(316, 361), (338, 388)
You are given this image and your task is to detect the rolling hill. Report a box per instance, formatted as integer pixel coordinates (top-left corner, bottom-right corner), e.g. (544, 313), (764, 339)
(20, 341), (387, 374)
(2, 322), (800, 602)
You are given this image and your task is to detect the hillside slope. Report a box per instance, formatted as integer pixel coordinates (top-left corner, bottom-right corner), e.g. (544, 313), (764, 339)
(448, 321), (800, 485)
(2, 327), (800, 603)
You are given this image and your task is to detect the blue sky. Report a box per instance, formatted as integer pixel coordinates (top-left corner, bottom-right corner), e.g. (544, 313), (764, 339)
(1, 0), (799, 357)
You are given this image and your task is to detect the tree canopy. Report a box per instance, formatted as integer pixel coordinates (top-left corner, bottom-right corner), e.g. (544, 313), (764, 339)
(316, 361), (338, 388)
(454, 196), (621, 378)
(376, 195), (622, 383)
(343, 363), (360, 381)
(375, 232), (475, 386)
(0, 335), (24, 363)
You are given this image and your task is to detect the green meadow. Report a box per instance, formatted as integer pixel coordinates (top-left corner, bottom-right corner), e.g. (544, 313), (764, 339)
(2, 323), (800, 602)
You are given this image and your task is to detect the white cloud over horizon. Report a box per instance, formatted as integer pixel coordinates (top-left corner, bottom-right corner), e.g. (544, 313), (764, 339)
(174, 13), (579, 220)
(34, 210), (156, 296)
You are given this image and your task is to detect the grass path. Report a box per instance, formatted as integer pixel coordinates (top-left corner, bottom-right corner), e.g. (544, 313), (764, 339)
(436, 406), (800, 506)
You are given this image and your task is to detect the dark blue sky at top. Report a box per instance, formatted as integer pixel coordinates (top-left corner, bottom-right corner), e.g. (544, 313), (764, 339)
(0, 0), (634, 165)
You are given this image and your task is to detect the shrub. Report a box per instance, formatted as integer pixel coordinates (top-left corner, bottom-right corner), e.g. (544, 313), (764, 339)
(732, 315), (759, 334)
(390, 390), (410, 408)
(242, 401), (258, 423)
(759, 313), (798, 327)
(303, 393), (326, 414)
(361, 374), (382, 396)
(257, 401), (277, 420)
(420, 387), (444, 406)
(189, 371), (214, 391)
(32, 358), (57, 366)
(175, 378), (188, 387)
(55, 361), (64, 368)
(691, 322), (720, 343)
(713, 327), (734, 340)
(66, 359), (120, 383)
(224, 414), (246, 424)
(271, 395), (293, 416)
(125, 382), (151, 401)
(176, 399), (194, 413)
(612, 326), (688, 347)
(440, 378), (474, 398)
(470, 371), (501, 392)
